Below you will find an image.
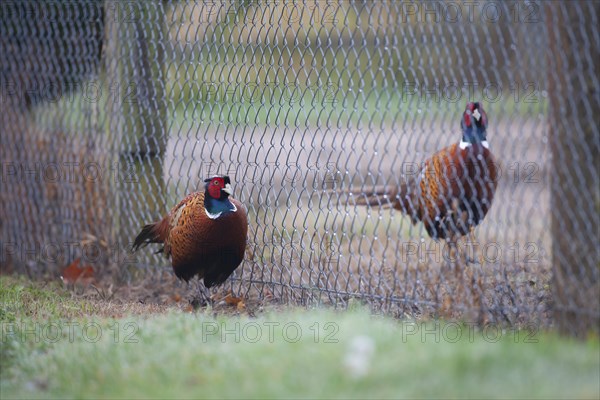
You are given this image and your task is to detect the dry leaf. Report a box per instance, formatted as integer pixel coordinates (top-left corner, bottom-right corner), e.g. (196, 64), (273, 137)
(171, 293), (182, 303)
(225, 293), (244, 307)
(61, 258), (95, 286)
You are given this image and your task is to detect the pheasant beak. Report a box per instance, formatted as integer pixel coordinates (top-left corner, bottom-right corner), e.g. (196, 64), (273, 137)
(222, 183), (233, 196)
(472, 108), (481, 121)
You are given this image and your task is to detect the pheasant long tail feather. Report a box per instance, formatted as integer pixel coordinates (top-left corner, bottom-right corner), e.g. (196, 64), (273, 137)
(345, 181), (418, 217)
(392, 180), (416, 215)
(346, 185), (394, 208)
(132, 218), (170, 251)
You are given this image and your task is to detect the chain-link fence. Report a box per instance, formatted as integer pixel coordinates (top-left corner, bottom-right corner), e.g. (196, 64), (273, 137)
(1, 1), (598, 335)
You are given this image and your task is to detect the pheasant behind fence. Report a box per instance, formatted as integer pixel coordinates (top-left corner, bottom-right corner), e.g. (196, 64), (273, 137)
(132, 175), (248, 288)
(349, 102), (498, 242)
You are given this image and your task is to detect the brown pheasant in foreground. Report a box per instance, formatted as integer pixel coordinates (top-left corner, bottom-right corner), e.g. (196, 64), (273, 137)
(132, 175), (248, 290)
(349, 102), (498, 244)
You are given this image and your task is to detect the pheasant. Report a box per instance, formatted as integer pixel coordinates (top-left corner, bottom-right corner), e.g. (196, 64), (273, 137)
(132, 175), (248, 293)
(349, 102), (498, 245)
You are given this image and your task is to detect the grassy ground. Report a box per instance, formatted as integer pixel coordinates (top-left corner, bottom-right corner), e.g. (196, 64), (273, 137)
(1, 275), (598, 399)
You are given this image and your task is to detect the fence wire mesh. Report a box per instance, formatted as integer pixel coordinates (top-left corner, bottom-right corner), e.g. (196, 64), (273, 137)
(1, 1), (598, 334)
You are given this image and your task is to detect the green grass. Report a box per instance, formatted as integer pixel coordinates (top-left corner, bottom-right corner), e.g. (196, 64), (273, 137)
(38, 73), (547, 137)
(1, 276), (598, 399)
(0, 276), (95, 321)
(169, 89), (547, 130)
(0, 276), (97, 375)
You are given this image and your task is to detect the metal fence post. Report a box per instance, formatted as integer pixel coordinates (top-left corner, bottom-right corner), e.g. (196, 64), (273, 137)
(547, 2), (600, 336)
(104, 0), (167, 277)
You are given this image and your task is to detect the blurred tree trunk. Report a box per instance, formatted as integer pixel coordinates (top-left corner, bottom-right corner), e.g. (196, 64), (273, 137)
(104, 0), (167, 277)
(547, 3), (600, 337)
(0, 103), (29, 274)
(1, 1), (105, 275)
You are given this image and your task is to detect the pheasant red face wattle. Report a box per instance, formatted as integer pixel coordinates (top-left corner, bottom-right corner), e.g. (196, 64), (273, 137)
(207, 177), (225, 199)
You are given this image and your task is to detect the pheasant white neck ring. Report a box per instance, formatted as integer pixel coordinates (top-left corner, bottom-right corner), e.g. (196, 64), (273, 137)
(460, 140), (489, 150)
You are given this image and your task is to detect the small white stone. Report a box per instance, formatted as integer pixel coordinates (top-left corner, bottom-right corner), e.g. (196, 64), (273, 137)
(343, 335), (376, 378)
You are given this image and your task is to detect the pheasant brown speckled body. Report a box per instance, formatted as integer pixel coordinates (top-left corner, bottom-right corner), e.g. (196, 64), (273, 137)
(132, 176), (248, 287)
(409, 141), (497, 239)
(350, 102), (498, 240)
